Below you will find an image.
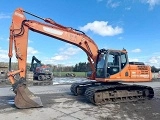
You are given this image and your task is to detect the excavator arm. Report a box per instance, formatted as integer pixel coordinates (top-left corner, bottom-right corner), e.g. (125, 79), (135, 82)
(30, 56), (41, 72)
(8, 8), (98, 108)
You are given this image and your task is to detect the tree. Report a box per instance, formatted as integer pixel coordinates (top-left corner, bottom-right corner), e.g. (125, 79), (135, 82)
(73, 62), (91, 72)
(151, 66), (160, 73)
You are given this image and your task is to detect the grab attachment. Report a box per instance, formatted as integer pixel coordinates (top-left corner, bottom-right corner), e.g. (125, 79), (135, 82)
(12, 78), (43, 109)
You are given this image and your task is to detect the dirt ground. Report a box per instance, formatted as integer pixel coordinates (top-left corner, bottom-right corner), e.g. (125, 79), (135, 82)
(0, 80), (160, 120)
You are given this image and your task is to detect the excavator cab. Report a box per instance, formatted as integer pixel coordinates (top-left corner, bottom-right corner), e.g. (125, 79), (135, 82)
(96, 49), (128, 78)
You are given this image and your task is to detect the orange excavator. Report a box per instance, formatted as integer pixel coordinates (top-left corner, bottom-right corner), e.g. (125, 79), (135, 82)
(8, 8), (154, 109)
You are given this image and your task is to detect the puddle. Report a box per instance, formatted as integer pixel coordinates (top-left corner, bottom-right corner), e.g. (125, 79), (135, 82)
(52, 77), (89, 85)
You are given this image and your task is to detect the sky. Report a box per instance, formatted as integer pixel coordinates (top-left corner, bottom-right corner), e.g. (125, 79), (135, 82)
(0, 0), (160, 67)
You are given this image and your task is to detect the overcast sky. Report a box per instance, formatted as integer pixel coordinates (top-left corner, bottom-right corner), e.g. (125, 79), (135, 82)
(0, 0), (160, 67)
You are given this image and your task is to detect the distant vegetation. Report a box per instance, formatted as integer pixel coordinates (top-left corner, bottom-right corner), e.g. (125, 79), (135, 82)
(0, 61), (91, 77)
(151, 66), (160, 73)
(0, 62), (91, 71)
(1, 62), (160, 74)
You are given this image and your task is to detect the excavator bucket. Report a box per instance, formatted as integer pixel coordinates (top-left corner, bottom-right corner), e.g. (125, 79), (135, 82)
(13, 83), (43, 109)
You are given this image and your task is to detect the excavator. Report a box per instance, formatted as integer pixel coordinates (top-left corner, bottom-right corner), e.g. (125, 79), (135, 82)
(8, 8), (154, 109)
(30, 56), (53, 81)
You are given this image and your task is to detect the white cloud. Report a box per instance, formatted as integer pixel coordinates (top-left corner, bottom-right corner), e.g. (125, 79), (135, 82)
(44, 44), (81, 65)
(129, 58), (139, 62)
(125, 7), (131, 11)
(0, 44), (81, 66)
(148, 56), (158, 64)
(0, 13), (10, 19)
(129, 55), (160, 67)
(107, 0), (120, 8)
(79, 21), (123, 36)
(26, 46), (39, 62)
(0, 46), (39, 63)
(28, 39), (33, 43)
(51, 55), (69, 61)
(131, 48), (141, 53)
(118, 36), (123, 40)
(97, 0), (103, 2)
(0, 37), (8, 41)
(60, 46), (80, 56)
(0, 48), (8, 62)
(141, 0), (160, 9)
(0, 37), (3, 40)
(27, 47), (39, 55)
(146, 56), (160, 67)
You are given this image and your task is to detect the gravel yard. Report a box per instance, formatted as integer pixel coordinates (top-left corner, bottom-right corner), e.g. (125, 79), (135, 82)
(0, 78), (160, 120)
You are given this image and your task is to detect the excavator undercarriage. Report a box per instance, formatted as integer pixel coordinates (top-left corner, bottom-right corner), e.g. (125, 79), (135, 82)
(71, 82), (154, 105)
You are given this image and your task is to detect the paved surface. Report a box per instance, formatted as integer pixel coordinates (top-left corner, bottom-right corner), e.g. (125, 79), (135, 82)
(0, 81), (160, 120)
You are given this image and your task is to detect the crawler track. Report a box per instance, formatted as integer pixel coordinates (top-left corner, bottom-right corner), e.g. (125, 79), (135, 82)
(70, 82), (154, 105)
